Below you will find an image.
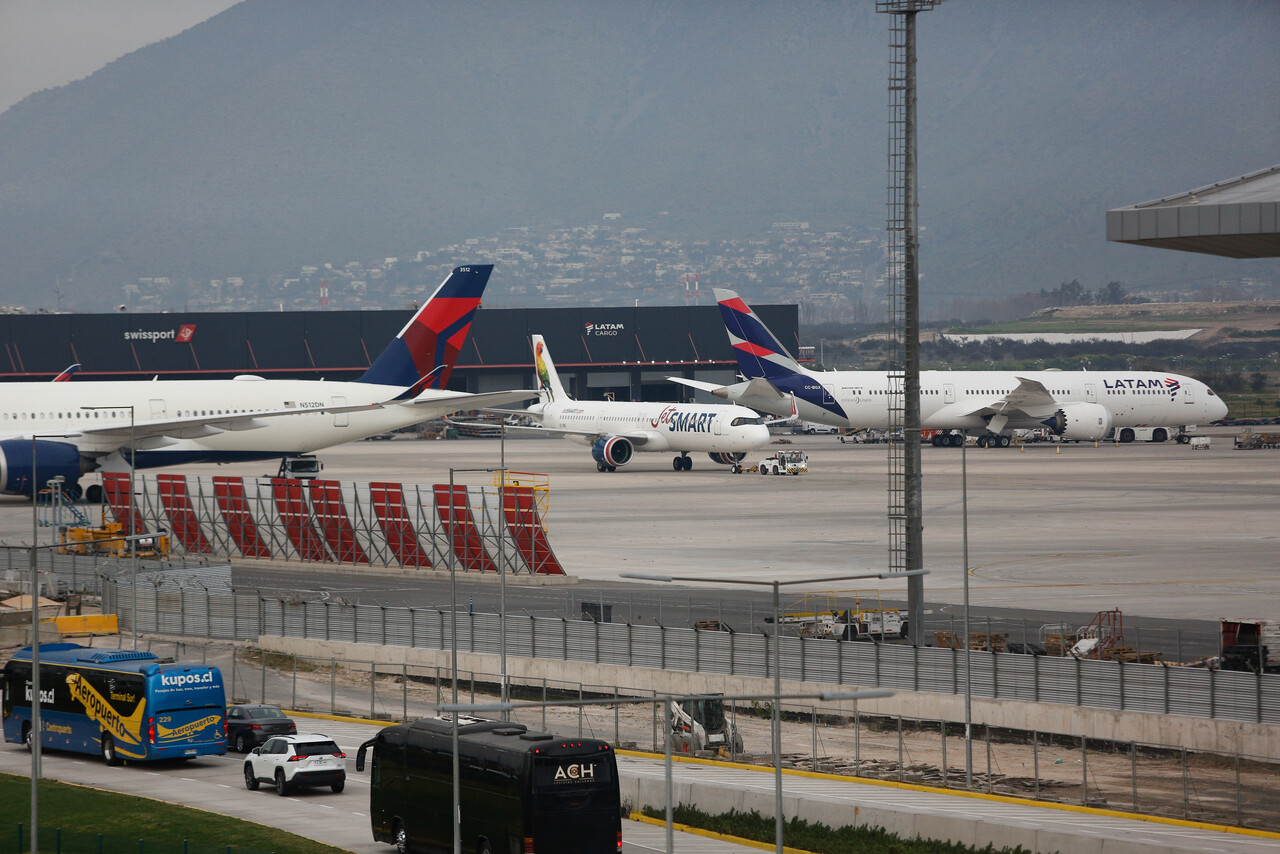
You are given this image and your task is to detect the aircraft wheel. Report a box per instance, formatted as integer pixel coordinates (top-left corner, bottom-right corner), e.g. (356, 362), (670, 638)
(682, 456), (692, 471)
(976, 436), (988, 448)
(672, 457), (682, 471)
(596, 461), (607, 472)
(998, 435), (1011, 448)
(607, 465), (617, 472)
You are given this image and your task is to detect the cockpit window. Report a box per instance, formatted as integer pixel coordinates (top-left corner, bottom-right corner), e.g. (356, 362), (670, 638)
(730, 416), (766, 427)
(1206, 388), (1217, 397)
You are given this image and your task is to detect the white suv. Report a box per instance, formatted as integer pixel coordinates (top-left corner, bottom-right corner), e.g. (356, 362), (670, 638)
(243, 733), (346, 796)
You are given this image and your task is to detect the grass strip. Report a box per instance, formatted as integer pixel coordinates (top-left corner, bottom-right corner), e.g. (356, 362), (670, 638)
(0, 772), (348, 854)
(641, 804), (1038, 854)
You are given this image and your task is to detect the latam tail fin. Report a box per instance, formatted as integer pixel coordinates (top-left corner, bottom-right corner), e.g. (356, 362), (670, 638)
(357, 265), (493, 393)
(713, 288), (807, 381)
(531, 334), (570, 402)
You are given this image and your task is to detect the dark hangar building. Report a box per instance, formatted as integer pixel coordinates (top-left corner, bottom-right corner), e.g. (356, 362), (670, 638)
(0, 302), (799, 403)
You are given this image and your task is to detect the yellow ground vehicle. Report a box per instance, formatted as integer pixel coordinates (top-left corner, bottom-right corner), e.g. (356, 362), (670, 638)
(59, 520), (169, 558)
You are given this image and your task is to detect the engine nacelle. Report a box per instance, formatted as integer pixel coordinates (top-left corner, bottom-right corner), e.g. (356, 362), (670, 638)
(707, 452), (746, 466)
(1045, 403), (1113, 442)
(591, 436), (634, 468)
(0, 439), (86, 497)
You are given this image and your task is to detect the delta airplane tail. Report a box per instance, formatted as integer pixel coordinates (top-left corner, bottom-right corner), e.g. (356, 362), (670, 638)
(532, 334), (569, 402)
(714, 288), (809, 381)
(356, 265), (492, 396)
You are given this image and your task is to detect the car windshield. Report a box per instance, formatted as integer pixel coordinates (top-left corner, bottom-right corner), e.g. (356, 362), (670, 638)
(249, 707), (287, 720)
(295, 741), (341, 757)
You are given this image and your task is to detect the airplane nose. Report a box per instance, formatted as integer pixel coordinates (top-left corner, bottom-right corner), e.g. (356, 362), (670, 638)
(1213, 396), (1229, 421)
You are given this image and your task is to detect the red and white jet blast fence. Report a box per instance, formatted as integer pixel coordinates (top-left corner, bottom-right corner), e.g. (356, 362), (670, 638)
(100, 473), (564, 576)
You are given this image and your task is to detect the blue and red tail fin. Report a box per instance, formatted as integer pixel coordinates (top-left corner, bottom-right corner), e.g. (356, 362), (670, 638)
(52, 363), (81, 382)
(357, 265), (493, 393)
(713, 288), (805, 381)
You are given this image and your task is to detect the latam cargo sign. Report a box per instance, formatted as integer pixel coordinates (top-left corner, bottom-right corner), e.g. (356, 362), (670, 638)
(124, 324), (196, 343)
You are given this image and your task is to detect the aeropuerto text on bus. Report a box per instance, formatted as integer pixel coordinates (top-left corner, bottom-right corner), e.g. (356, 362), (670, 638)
(2, 643), (227, 764)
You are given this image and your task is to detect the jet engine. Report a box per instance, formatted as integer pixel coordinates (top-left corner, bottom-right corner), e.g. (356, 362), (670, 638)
(707, 452), (747, 466)
(591, 436), (634, 470)
(1045, 403), (1113, 442)
(0, 439), (86, 497)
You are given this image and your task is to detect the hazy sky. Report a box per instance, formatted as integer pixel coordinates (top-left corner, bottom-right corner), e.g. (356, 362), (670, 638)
(0, 0), (239, 114)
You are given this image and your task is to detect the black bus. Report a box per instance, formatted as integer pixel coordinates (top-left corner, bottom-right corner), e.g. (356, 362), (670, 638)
(356, 717), (621, 854)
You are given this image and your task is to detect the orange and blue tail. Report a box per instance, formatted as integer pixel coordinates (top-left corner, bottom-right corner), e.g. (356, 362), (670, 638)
(357, 265), (492, 397)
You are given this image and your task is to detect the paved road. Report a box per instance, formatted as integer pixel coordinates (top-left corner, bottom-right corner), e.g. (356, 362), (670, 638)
(6, 714), (1276, 854)
(0, 716), (767, 854)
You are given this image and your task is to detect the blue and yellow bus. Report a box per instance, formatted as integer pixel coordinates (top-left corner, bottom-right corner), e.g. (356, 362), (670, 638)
(2, 643), (226, 764)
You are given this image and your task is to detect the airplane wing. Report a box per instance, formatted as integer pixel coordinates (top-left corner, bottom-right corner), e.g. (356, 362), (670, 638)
(667, 377), (727, 394)
(23, 390), (538, 450)
(398, 389), (537, 419)
(927, 376), (1062, 434)
(667, 376), (786, 402)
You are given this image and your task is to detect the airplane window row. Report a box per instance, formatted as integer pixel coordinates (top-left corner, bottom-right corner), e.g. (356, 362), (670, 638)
(3, 411), (111, 420)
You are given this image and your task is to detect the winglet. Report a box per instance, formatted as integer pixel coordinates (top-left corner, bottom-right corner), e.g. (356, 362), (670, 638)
(357, 265), (493, 390)
(53, 364), (81, 382)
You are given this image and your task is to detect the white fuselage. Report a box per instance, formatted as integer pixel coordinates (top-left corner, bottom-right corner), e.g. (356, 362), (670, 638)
(731, 369), (1227, 432)
(0, 377), (430, 464)
(534, 399), (771, 454)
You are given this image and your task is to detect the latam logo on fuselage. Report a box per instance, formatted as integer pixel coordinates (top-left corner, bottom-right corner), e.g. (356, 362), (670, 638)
(584, 322), (624, 336)
(650, 406), (717, 432)
(1103, 377), (1180, 398)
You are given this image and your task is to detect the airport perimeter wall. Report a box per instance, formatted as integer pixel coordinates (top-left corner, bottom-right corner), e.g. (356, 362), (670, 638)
(255, 634), (1280, 761)
(80, 568), (1279, 758)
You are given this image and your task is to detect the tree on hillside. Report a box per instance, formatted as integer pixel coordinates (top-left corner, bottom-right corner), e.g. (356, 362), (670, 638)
(1095, 281), (1128, 305)
(1041, 279), (1092, 306)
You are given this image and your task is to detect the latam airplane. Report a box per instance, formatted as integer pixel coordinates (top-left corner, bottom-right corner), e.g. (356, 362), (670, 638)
(671, 289), (1229, 447)
(520, 334), (773, 471)
(0, 265), (533, 498)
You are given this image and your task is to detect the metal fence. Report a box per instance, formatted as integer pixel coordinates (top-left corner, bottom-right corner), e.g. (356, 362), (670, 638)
(102, 636), (1280, 831)
(99, 576), (1280, 727)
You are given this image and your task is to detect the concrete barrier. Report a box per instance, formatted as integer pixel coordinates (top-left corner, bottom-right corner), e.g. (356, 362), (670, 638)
(255, 636), (1280, 758)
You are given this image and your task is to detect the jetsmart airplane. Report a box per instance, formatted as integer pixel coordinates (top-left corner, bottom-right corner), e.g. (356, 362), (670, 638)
(0, 265), (534, 498)
(520, 334), (775, 471)
(671, 289), (1229, 447)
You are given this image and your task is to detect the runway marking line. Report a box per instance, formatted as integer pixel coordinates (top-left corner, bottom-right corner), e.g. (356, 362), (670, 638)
(616, 749), (1280, 842)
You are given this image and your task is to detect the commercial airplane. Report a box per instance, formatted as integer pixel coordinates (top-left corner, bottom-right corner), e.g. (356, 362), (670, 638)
(670, 289), (1229, 447)
(0, 265), (534, 498)
(519, 334), (775, 471)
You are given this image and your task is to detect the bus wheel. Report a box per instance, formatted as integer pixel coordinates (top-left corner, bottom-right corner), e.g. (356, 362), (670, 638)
(274, 769), (291, 796)
(477, 839), (493, 854)
(244, 764), (259, 790)
(393, 820), (409, 854)
(21, 723), (32, 750)
(101, 734), (121, 766)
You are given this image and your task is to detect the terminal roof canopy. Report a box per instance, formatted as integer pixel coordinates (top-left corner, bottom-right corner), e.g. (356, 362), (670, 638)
(1106, 165), (1280, 259)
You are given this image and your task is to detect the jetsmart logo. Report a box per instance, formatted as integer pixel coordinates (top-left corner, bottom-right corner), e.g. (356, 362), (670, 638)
(124, 324), (196, 343)
(160, 671), (215, 688)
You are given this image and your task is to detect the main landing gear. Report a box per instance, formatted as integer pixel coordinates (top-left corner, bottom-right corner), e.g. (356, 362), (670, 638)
(976, 434), (1011, 448)
(672, 453), (692, 471)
